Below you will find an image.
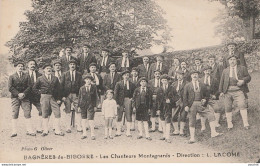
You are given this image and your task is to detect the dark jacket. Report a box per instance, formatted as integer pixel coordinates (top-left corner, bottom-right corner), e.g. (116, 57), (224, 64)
(89, 72), (104, 95)
(103, 72), (121, 91)
(114, 80), (136, 105)
(60, 70), (82, 97)
(27, 70), (42, 102)
(8, 72), (31, 99)
(98, 56), (114, 74)
(209, 63), (221, 82)
(219, 65), (251, 94)
(172, 80), (187, 101)
(60, 55), (78, 73)
(130, 76), (139, 87)
(148, 62), (168, 80)
(33, 75), (62, 100)
(132, 87), (153, 109)
(77, 53), (97, 74)
(137, 63), (150, 78)
(183, 81), (209, 108)
(78, 85), (98, 110)
(116, 57), (134, 72)
(157, 85), (179, 110)
(223, 51), (247, 69)
(200, 76), (219, 99)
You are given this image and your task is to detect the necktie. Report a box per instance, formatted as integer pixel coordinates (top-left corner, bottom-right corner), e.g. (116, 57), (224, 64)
(231, 67), (236, 79)
(142, 88), (145, 93)
(71, 72), (74, 82)
(124, 58), (127, 67)
(195, 81), (198, 91)
(205, 75), (209, 85)
(146, 64), (148, 71)
(111, 72), (114, 84)
(102, 56), (105, 66)
(86, 86), (90, 92)
(67, 56), (70, 61)
(19, 72), (22, 78)
(58, 72), (61, 81)
(48, 75), (51, 82)
(31, 72), (35, 83)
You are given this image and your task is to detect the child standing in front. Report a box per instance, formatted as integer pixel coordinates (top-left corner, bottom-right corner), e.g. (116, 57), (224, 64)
(102, 90), (117, 139)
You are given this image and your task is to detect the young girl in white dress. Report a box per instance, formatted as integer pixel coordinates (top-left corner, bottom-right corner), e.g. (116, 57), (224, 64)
(102, 90), (117, 139)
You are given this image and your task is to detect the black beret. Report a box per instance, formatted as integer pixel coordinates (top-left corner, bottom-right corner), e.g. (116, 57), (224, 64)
(194, 57), (202, 61)
(202, 65), (212, 71)
(89, 63), (97, 67)
(160, 74), (170, 80)
(27, 59), (37, 66)
(14, 61), (24, 67)
(42, 63), (52, 69)
(52, 59), (62, 66)
(82, 74), (94, 80)
(190, 69), (200, 75)
(154, 69), (162, 74)
(138, 77), (148, 83)
(121, 70), (130, 76)
(131, 67), (139, 72)
(176, 69), (184, 75)
(69, 59), (77, 65)
(227, 42), (237, 47)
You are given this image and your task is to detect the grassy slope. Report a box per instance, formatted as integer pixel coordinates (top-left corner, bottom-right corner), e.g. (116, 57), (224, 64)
(196, 71), (260, 163)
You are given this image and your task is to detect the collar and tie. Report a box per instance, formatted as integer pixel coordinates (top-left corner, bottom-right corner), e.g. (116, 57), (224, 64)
(86, 85), (91, 92)
(71, 71), (75, 82)
(67, 55), (71, 61)
(205, 75), (210, 86)
(194, 81), (199, 91)
(18, 72), (22, 78)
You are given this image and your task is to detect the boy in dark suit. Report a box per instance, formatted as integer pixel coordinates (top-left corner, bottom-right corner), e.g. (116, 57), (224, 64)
(132, 77), (152, 140)
(78, 44), (97, 74)
(60, 47), (78, 72)
(61, 59), (83, 133)
(98, 48), (114, 78)
(148, 70), (162, 132)
(171, 69), (188, 136)
(137, 56), (150, 78)
(183, 70), (222, 144)
(200, 66), (224, 131)
(219, 55), (251, 130)
(103, 62), (121, 91)
(116, 50), (133, 72)
(33, 64), (64, 137)
(114, 70), (136, 137)
(78, 74), (98, 140)
(148, 55), (168, 80)
(157, 74), (179, 143)
(26, 59), (42, 133)
(8, 61), (35, 137)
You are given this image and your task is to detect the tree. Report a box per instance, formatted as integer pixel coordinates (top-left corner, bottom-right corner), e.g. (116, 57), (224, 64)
(210, 0), (260, 41)
(6, 0), (171, 65)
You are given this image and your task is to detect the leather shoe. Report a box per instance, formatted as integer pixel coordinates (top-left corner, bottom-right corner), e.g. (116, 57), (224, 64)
(41, 133), (48, 137)
(66, 129), (72, 133)
(55, 132), (65, 136)
(160, 137), (165, 140)
(137, 136), (142, 139)
(146, 137), (152, 141)
(11, 133), (17, 137)
(81, 135), (87, 139)
(188, 140), (195, 144)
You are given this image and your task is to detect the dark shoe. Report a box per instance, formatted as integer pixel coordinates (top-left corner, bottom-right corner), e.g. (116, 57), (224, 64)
(121, 129), (125, 132)
(104, 136), (108, 139)
(137, 136), (143, 139)
(211, 133), (223, 138)
(81, 135), (87, 139)
(11, 133), (17, 137)
(41, 133), (48, 137)
(179, 134), (185, 137)
(94, 126), (99, 130)
(146, 137), (152, 141)
(55, 132), (65, 136)
(188, 140), (195, 144)
(200, 129), (206, 134)
(160, 137), (165, 140)
(66, 129), (72, 133)
(77, 130), (83, 133)
(115, 134), (121, 137)
(86, 127), (89, 131)
(149, 129), (155, 132)
(165, 139), (171, 143)
(91, 136), (96, 140)
(27, 132), (36, 136)
(109, 136), (113, 139)
(36, 130), (43, 134)
(130, 129), (135, 131)
(126, 134), (132, 137)
(244, 126), (250, 130)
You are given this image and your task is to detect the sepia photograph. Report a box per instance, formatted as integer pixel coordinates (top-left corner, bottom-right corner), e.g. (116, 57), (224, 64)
(0, 0), (259, 164)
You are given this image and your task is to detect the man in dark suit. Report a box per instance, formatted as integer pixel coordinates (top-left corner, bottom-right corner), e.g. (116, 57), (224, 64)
(52, 59), (63, 83)
(148, 70), (162, 132)
(33, 64), (64, 137)
(60, 47), (78, 73)
(78, 74), (98, 140)
(78, 44), (97, 74)
(208, 55), (221, 82)
(148, 55), (168, 80)
(8, 61), (35, 137)
(26, 59), (42, 133)
(219, 55), (251, 130)
(98, 48), (114, 78)
(132, 77), (153, 140)
(183, 70), (222, 144)
(200, 65), (224, 131)
(192, 57), (205, 78)
(157, 74), (179, 143)
(114, 70), (136, 137)
(180, 61), (191, 82)
(103, 62), (121, 91)
(171, 69), (188, 136)
(223, 42), (247, 69)
(130, 67), (139, 86)
(61, 59), (83, 133)
(137, 56), (150, 78)
(116, 50), (134, 73)
(168, 58), (181, 82)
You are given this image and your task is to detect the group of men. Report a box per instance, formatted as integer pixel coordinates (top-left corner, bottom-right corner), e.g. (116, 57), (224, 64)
(8, 42), (251, 143)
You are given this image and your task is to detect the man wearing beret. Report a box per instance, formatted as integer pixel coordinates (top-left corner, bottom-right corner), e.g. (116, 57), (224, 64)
(116, 50), (134, 72)
(132, 77), (153, 140)
(207, 55), (221, 82)
(61, 59), (83, 133)
(180, 61), (191, 82)
(103, 62), (121, 91)
(60, 47), (78, 73)
(33, 64), (64, 136)
(78, 74), (98, 140)
(200, 65), (224, 131)
(157, 74), (179, 143)
(171, 69), (188, 136)
(192, 57), (205, 78)
(183, 70), (222, 144)
(26, 59), (43, 133)
(168, 58), (181, 82)
(148, 55), (168, 80)
(223, 42), (247, 69)
(52, 59), (63, 83)
(137, 56), (150, 78)
(130, 67), (140, 87)
(148, 69), (163, 132)
(77, 44), (97, 74)
(8, 61), (35, 137)
(114, 70), (136, 137)
(219, 55), (251, 130)
(98, 48), (114, 79)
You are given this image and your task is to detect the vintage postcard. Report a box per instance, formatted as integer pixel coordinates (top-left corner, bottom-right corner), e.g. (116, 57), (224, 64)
(0, 0), (259, 164)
